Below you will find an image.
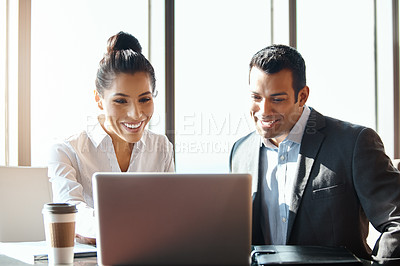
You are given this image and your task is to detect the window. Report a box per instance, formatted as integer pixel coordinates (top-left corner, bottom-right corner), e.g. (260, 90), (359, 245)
(297, 0), (375, 128)
(30, 0), (152, 166)
(376, 0), (395, 158)
(1, 0), (19, 166)
(297, 0), (396, 158)
(174, 0), (271, 173)
(1, 0), (399, 166)
(0, 0), (7, 166)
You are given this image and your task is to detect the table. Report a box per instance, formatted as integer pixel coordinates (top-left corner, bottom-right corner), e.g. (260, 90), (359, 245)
(0, 254), (97, 265)
(1, 248), (399, 265)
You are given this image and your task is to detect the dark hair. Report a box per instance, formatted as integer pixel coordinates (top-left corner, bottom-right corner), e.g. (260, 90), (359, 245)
(95, 31), (156, 96)
(249, 44), (306, 102)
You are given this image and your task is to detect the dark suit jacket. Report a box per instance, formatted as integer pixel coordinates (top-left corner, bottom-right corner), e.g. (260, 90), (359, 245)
(229, 108), (400, 260)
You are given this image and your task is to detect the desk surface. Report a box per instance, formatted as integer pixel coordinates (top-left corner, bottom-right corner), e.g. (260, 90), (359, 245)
(0, 254), (373, 266)
(0, 254), (97, 265)
(1, 249), (398, 266)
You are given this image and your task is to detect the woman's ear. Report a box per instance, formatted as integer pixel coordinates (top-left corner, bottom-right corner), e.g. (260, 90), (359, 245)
(94, 90), (103, 110)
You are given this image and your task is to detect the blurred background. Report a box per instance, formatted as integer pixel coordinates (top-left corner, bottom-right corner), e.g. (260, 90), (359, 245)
(0, 0), (398, 173)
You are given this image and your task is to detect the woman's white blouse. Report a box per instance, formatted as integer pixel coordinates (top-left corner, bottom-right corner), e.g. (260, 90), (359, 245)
(48, 122), (174, 238)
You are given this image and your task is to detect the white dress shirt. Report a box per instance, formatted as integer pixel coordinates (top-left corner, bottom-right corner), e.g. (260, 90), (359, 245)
(260, 106), (311, 244)
(48, 121), (175, 238)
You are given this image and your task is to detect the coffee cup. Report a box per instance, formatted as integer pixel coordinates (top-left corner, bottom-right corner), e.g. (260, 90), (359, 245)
(42, 203), (77, 265)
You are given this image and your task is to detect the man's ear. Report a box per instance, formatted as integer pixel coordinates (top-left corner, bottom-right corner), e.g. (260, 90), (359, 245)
(298, 86), (309, 107)
(94, 90), (103, 110)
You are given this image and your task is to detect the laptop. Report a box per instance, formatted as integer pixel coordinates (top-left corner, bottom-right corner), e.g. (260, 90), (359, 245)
(92, 172), (252, 265)
(251, 245), (363, 265)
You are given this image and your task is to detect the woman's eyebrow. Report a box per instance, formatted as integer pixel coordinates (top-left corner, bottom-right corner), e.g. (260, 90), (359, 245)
(112, 91), (152, 97)
(139, 91), (152, 97)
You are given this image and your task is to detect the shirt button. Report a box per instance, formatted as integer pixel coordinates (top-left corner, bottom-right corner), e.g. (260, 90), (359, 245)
(282, 217), (287, 223)
(280, 155), (285, 161)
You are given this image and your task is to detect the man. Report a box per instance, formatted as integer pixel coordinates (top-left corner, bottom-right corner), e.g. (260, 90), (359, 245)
(230, 44), (400, 261)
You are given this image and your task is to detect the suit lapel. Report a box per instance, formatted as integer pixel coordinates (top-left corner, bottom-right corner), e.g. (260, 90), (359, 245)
(287, 109), (326, 241)
(231, 131), (261, 194)
(244, 133), (261, 194)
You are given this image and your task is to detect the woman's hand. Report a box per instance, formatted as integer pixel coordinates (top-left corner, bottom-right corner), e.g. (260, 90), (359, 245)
(75, 234), (96, 245)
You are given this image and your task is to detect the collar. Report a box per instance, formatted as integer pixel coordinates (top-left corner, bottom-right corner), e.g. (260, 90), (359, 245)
(87, 117), (110, 148)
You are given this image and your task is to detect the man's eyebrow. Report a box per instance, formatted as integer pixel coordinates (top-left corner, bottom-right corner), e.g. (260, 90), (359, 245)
(112, 93), (129, 97)
(270, 92), (288, 97)
(250, 91), (288, 96)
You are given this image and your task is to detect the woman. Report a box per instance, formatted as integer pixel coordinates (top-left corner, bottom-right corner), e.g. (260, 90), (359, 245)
(48, 32), (174, 244)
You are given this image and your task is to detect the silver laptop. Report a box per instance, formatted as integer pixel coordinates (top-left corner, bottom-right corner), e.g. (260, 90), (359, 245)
(92, 172), (252, 266)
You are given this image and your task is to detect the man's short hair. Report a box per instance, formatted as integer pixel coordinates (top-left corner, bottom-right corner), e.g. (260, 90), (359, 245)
(249, 44), (306, 102)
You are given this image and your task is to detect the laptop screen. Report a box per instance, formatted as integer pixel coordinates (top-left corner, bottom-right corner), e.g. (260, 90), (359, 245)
(92, 172), (252, 265)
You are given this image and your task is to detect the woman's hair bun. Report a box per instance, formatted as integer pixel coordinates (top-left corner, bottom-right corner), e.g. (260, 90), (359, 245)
(106, 31), (142, 54)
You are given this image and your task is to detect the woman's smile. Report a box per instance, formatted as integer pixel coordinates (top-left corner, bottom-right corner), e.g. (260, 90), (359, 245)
(122, 121), (144, 131)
